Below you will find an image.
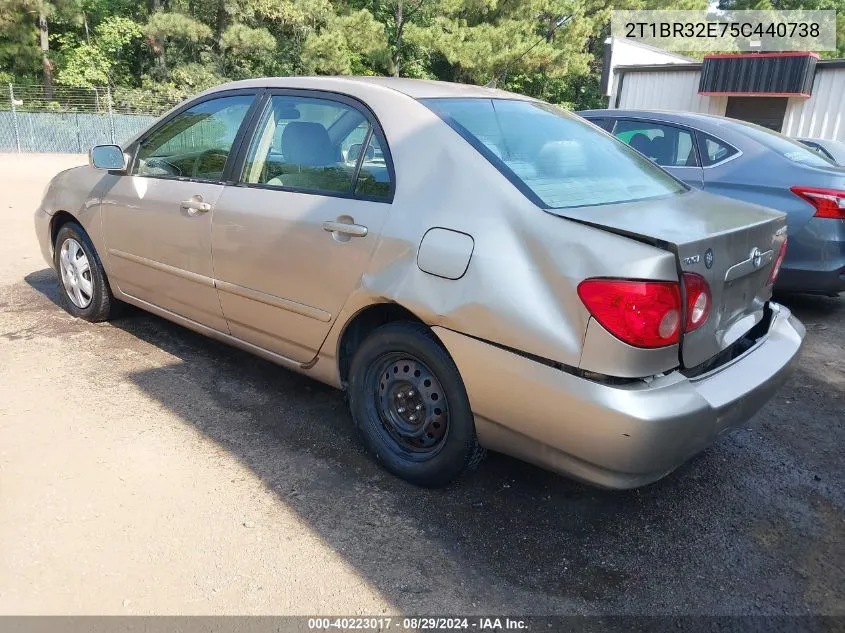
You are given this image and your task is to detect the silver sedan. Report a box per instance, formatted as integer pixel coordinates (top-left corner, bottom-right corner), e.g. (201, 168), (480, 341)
(34, 77), (804, 488)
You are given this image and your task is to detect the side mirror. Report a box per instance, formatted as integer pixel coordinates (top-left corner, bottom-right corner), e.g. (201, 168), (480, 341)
(90, 145), (126, 171)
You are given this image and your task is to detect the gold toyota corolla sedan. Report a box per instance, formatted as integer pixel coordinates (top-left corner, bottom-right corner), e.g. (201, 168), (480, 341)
(34, 77), (805, 488)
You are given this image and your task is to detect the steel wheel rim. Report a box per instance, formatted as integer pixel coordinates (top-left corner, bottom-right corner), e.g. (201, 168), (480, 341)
(59, 238), (93, 309)
(367, 353), (449, 459)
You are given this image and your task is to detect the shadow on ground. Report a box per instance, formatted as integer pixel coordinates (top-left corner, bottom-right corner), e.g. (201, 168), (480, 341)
(24, 268), (845, 614)
(774, 291), (844, 321)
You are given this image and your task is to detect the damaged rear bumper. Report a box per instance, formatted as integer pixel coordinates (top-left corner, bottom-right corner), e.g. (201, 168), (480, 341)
(433, 302), (805, 489)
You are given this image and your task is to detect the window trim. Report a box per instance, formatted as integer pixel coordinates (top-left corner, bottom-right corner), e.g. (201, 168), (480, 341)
(126, 88), (264, 185)
(228, 88), (396, 204)
(351, 125), (374, 194)
(609, 117), (702, 169)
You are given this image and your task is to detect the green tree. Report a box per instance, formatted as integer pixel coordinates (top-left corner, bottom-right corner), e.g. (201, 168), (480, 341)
(144, 11), (212, 71)
(56, 16), (142, 86)
(301, 9), (390, 74)
(0, 0), (733, 113)
(719, 0), (845, 57)
(0, 0), (42, 83)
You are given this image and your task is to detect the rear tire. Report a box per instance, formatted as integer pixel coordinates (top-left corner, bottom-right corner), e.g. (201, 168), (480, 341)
(54, 222), (114, 322)
(348, 321), (485, 487)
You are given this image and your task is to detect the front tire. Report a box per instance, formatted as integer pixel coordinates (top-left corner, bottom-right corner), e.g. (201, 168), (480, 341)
(348, 321), (485, 487)
(54, 222), (114, 322)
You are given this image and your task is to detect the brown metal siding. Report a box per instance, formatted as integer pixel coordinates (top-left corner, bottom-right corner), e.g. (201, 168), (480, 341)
(698, 53), (817, 97)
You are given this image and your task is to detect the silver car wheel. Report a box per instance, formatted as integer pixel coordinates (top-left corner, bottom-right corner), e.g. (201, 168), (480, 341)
(59, 237), (93, 309)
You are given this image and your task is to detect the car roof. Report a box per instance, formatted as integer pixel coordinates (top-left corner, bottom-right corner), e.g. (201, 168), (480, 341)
(199, 76), (535, 101)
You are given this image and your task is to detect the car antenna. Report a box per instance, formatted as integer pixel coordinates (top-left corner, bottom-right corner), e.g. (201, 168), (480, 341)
(484, 14), (574, 89)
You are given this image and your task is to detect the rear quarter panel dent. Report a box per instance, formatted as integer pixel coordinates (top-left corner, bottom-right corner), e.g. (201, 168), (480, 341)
(333, 101), (681, 369)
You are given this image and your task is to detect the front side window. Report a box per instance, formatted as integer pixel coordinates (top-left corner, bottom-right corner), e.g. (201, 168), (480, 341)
(241, 95), (393, 199)
(423, 98), (686, 209)
(133, 95), (254, 180)
(613, 120), (698, 167)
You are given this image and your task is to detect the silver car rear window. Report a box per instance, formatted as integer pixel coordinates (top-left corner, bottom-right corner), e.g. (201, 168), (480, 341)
(422, 98), (686, 209)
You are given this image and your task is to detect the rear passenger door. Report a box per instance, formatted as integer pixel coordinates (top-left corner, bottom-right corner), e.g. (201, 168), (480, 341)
(612, 119), (703, 188)
(211, 91), (394, 363)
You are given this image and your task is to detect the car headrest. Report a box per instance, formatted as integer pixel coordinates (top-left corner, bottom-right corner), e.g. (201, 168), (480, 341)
(650, 135), (672, 164)
(347, 143), (375, 162)
(281, 122), (335, 167)
(628, 133), (653, 156)
(536, 141), (588, 178)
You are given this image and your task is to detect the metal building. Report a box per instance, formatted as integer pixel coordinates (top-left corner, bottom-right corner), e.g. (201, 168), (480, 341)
(602, 38), (845, 141)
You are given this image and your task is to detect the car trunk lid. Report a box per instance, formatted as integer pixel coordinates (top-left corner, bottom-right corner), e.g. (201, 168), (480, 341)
(549, 189), (787, 368)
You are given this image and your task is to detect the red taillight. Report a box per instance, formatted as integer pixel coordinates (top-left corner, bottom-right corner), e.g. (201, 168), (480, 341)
(682, 272), (711, 333)
(577, 279), (682, 348)
(790, 186), (845, 219)
(768, 238), (788, 285)
(579, 275), (713, 348)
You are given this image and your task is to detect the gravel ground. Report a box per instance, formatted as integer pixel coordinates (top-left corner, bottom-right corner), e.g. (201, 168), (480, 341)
(0, 153), (843, 616)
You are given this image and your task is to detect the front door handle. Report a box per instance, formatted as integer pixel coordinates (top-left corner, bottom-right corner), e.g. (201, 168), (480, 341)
(322, 220), (368, 237)
(180, 196), (212, 215)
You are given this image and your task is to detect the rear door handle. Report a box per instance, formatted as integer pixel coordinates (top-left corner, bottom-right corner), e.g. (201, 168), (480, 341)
(322, 221), (368, 237)
(180, 196), (212, 215)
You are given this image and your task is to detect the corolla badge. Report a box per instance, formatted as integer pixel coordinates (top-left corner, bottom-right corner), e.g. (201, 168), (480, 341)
(750, 247), (763, 268)
(704, 248), (714, 269)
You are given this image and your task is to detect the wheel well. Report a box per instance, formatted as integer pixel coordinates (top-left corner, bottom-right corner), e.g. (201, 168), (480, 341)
(50, 211), (78, 248)
(338, 303), (426, 386)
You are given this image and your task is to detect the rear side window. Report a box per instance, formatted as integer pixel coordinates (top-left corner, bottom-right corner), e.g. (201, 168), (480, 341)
(696, 132), (739, 166)
(240, 95), (392, 200)
(613, 120), (698, 167)
(242, 96), (362, 194)
(423, 98), (686, 209)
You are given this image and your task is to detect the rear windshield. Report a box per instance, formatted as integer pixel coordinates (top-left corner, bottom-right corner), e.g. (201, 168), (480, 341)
(422, 98), (686, 209)
(732, 121), (837, 167)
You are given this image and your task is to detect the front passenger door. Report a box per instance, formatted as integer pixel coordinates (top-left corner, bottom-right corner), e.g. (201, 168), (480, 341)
(101, 92), (257, 331)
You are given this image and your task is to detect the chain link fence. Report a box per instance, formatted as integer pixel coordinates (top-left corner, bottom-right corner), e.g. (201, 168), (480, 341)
(1, 84), (179, 153)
